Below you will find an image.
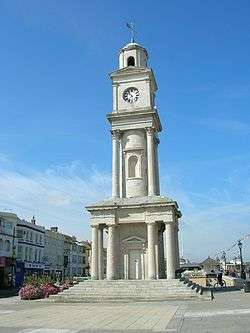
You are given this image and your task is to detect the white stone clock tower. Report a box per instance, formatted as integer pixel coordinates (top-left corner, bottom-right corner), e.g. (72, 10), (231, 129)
(86, 41), (181, 281)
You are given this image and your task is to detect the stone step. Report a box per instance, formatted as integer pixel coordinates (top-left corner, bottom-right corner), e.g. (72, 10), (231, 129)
(70, 284), (189, 288)
(49, 279), (207, 303)
(62, 290), (194, 295)
(63, 285), (190, 292)
(82, 280), (182, 284)
(73, 282), (186, 288)
(65, 286), (190, 293)
(50, 294), (197, 303)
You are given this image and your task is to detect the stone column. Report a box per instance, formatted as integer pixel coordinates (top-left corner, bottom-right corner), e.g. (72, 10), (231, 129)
(147, 223), (156, 279)
(146, 128), (156, 196)
(158, 225), (165, 278)
(119, 135), (124, 198)
(124, 253), (129, 279)
(91, 225), (99, 280)
(111, 130), (120, 198)
(165, 222), (176, 279)
(141, 252), (145, 280)
(98, 227), (104, 279)
(107, 225), (116, 280)
(155, 137), (160, 195)
(175, 224), (180, 270)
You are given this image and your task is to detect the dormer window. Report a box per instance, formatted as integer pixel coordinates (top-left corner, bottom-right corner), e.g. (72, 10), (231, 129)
(127, 56), (135, 66)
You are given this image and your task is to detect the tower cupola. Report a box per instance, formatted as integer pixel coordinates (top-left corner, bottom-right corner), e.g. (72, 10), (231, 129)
(119, 42), (148, 69)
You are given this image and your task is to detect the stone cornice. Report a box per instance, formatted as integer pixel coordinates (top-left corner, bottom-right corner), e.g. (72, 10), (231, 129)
(109, 67), (157, 92)
(86, 200), (179, 212)
(107, 108), (162, 132)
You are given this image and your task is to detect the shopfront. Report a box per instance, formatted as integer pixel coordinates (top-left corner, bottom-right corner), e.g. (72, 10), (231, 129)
(0, 257), (15, 289)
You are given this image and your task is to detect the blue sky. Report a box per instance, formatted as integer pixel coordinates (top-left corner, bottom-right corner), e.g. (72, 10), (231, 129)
(0, 0), (249, 262)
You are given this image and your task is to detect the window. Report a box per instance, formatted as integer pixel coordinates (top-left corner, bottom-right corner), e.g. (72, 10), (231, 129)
(128, 155), (138, 178)
(29, 247), (32, 261)
(38, 250), (41, 262)
(25, 247), (28, 261)
(17, 230), (23, 240)
(127, 56), (135, 66)
(18, 245), (22, 253)
(5, 240), (11, 251)
(0, 239), (3, 250)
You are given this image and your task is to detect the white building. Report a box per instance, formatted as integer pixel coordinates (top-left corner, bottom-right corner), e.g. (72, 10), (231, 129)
(16, 216), (45, 274)
(63, 235), (86, 278)
(86, 41), (181, 280)
(44, 227), (64, 279)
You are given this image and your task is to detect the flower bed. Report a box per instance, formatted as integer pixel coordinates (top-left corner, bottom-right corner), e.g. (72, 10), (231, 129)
(41, 283), (60, 298)
(19, 284), (44, 300)
(19, 277), (74, 300)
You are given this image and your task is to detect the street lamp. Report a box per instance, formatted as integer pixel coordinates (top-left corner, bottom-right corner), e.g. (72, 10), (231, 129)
(238, 240), (245, 279)
(221, 251), (226, 271)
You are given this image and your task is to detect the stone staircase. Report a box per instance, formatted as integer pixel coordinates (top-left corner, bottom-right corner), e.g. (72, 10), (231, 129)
(49, 279), (211, 303)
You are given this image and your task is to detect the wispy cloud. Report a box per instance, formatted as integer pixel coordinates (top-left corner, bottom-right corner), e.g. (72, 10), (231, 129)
(195, 118), (250, 134)
(0, 159), (111, 240)
(161, 159), (250, 262)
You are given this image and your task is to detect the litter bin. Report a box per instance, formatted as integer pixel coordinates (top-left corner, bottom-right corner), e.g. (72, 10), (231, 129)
(244, 281), (250, 293)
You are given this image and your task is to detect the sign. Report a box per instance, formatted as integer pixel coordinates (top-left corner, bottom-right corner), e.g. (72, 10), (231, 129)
(24, 262), (45, 269)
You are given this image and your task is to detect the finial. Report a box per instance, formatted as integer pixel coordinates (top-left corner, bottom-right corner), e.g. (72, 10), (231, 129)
(126, 22), (136, 43)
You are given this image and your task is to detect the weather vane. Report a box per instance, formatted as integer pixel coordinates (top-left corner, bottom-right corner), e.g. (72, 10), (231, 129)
(126, 22), (136, 43)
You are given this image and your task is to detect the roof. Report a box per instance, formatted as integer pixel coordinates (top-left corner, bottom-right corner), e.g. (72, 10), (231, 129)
(120, 42), (148, 57)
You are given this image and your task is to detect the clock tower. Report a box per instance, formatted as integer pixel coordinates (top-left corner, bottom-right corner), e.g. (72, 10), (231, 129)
(108, 42), (161, 199)
(86, 41), (181, 281)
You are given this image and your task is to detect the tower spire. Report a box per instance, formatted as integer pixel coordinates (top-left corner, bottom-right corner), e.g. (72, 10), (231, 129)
(126, 22), (136, 43)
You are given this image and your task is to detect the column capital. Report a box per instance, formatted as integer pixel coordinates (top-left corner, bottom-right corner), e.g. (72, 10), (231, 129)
(91, 224), (99, 229)
(164, 221), (175, 227)
(111, 129), (121, 139)
(145, 127), (155, 136)
(146, 221), (157, 225)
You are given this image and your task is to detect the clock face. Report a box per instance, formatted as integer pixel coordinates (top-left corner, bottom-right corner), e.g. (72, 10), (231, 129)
(123, 87), (139, 103)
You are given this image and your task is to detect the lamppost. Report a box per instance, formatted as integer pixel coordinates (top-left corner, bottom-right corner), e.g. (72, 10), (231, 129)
(238, 240), (245, 279)
(221, 251), (226, 271)
(11, 226), (16, 288)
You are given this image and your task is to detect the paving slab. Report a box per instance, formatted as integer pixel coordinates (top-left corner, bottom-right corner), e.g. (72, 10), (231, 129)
(0, 290), (250, 332)
(0, 301), (177, 332)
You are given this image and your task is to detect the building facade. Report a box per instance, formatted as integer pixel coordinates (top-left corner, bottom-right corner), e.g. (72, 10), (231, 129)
(44, 227), (64, 279)
(86, 41), (181, 280)
(63, 235), (88, 278)
(0, 213), (18, 288)
(16, 217), (45, 275)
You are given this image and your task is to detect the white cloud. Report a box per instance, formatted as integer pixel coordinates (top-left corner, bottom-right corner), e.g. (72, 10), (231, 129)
(195, 118), (250, 134)
(0, 161), (111, 240)
(161, 164), (250, 262)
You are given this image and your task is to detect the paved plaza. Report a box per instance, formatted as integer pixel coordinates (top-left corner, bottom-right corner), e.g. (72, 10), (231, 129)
(0, 290), (249, 332)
